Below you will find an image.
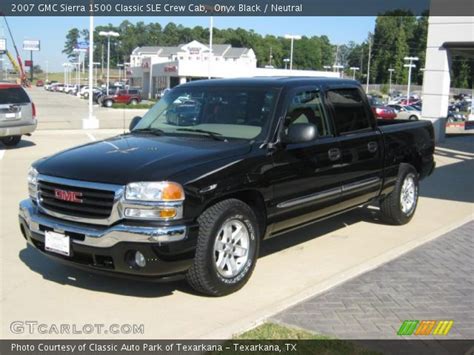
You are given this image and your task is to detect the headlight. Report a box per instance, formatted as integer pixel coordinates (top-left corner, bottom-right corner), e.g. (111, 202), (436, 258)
(125, 181), (184, 202)
(124, 182), (184, 220)
(27, 167), (39, 201)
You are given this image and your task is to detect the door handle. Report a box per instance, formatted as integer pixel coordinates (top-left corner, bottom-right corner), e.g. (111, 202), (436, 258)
(367, 141), (378, 153)
(328, 148), (341, 161)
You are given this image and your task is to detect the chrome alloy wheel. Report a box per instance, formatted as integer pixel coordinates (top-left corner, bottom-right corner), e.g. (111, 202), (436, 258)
(400, 173), (417, 215)
(213, 219), (250, 278)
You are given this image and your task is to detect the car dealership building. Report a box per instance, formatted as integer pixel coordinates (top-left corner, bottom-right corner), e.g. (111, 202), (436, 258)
(129, 40), (339, 99)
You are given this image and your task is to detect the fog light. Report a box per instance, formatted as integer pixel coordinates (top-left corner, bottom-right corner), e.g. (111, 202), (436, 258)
(125, 207), (177, 219)
(134, 251), (146, 268)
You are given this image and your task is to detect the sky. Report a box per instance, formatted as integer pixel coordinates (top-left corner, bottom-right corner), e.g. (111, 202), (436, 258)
(1, 16), (375, 72)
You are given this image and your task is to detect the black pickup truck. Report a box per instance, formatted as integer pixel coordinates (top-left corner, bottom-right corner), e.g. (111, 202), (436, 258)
(19, 78), (435, 296)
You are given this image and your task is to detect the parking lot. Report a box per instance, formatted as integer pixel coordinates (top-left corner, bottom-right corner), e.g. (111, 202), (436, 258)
(0, 88), (473, 340)
(27, 87), (148, 130)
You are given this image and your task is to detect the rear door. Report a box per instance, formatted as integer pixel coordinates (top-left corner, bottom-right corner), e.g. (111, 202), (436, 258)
(325, 87), (383, 207)
(0, 85), (33, 127)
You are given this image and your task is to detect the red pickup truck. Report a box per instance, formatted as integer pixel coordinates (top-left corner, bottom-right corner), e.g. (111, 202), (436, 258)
(101, 88), (142, 107)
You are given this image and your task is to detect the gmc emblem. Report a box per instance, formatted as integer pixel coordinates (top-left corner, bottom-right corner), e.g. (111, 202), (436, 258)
(54, 189), (83, 203)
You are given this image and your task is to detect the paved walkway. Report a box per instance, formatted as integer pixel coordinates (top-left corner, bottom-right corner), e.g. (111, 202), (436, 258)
(272, 221), (474, 339)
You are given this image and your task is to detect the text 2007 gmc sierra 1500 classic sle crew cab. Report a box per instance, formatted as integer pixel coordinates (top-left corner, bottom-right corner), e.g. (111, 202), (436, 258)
(19, 78), (435, 296)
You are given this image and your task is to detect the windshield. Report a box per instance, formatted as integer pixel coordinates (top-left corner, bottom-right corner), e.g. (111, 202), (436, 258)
(369, 96), (385, 106)
(0, 87), (30, 104)
(134, 86), (279, 140)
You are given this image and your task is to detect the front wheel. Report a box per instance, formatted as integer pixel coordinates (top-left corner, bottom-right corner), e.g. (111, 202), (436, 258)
(380, 164), (419, 225)
(409, 115), (418, 121)
(1, 135), (21, 147)
(186, 199), (260, 296)
(130, 99), (138, 105)
(104, 99), (113, 108)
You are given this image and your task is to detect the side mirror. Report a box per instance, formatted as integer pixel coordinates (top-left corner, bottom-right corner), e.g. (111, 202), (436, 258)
(284, 123), (318, 144)
(129, 116), (142, 131)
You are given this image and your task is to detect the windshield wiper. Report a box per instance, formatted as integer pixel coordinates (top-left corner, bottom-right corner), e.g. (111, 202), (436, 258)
(131, 128), (165, 136)
(176, 128), (227, 141)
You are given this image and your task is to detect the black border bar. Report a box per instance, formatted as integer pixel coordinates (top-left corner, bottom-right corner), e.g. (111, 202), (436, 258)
(0, 0), (473, 16)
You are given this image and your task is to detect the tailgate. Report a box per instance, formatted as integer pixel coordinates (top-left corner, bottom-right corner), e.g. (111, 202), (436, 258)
(0, 103), (33, 126)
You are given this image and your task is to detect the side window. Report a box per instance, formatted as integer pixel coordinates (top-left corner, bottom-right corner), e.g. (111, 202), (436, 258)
(284, 90), (331, 137)
(327, 89), (372, 134)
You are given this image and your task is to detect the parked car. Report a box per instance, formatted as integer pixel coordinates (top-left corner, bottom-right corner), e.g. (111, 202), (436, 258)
(80, 86), (102, 99)
(388, 104), (421, 120)
(0, 83), (37, 146)
(19, 77), (435, 296)
(44, 81), (58, 91)
(101, 88), (142, 107)
(447, 110), (466, 122)
(368, 95), (397, 119)
(63, 85), (76, 94)
(166, 101), (200, 126)
(36, 80), (44, 87)
(51, 83), (64, 92)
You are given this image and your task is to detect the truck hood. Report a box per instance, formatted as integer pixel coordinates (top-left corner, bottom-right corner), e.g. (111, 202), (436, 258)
(36, 134), (252, 185)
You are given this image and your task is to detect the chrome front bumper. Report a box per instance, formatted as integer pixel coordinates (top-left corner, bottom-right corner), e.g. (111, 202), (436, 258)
(19, 199), (187, 248)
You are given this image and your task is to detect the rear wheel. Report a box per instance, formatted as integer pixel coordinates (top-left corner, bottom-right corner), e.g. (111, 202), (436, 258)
(409, 115), (418, 121)
(130, 99), (138, 105)
(1, 135), (21, 147)
(380, 164), (419, 225)
(186, 199), (260, 296)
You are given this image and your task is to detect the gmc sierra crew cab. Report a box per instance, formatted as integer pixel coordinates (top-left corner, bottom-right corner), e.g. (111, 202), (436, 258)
(19, 78), (435, 296)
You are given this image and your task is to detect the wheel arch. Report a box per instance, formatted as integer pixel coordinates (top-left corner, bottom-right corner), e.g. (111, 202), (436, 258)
(202, 189), (267, 239)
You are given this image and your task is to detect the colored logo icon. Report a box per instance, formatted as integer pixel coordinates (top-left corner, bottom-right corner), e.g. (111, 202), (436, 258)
(398, 320), (454, 336)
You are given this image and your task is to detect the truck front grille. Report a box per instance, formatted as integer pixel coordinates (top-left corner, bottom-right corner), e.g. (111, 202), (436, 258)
(38, 180), (115, 219)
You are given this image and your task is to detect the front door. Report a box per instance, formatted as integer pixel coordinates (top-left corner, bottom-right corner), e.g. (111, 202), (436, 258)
(267, 87), (345, 233)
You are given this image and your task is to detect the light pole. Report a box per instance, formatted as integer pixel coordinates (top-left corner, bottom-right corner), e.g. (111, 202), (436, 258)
(63, 63), (71, 85)
(388, 68), (395, 97)
(99, 30), (119, 94)
(333, 64), (344, 77)
(208, 16), (213, 79)
(124, 62), (130, 85)
(283, 58), (290, 70)
(44, 60), (49, 82)
(284, 34), (301, 71)
(350, 67), (360, 79)
(404, 56), (419, 106)
(117, 63), (123, 82)
(93, 61), (100, 87)
(366, 36), (372, 92)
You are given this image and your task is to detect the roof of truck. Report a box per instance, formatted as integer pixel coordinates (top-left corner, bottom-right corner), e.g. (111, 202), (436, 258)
(0, 82), (22, 89)
(180, 77), (360, 89)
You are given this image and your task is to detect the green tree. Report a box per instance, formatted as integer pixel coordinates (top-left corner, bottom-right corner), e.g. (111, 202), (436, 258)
(63, 28), (80, 60)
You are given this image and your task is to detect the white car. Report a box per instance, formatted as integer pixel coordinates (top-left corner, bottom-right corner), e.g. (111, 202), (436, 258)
(0, 83), (37, 146)
(388, 104), (421, 120)
(63, 85), (76, 94)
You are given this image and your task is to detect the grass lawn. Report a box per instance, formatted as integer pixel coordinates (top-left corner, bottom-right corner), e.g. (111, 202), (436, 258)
(237, 322), (329, 340)
(111, 103), (154, 109)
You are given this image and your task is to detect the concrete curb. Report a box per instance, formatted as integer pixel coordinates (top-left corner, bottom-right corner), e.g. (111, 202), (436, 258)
(202, 214), (473, 339)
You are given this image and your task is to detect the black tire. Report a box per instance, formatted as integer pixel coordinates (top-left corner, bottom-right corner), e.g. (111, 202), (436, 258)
(104, 99), (113, 108)
(409, 115), (418, 121)
(130, 99), (138, 105)
(186, 199), (260, 296)
(1, 135), (21, 147)
(380, 164), (419, 225)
